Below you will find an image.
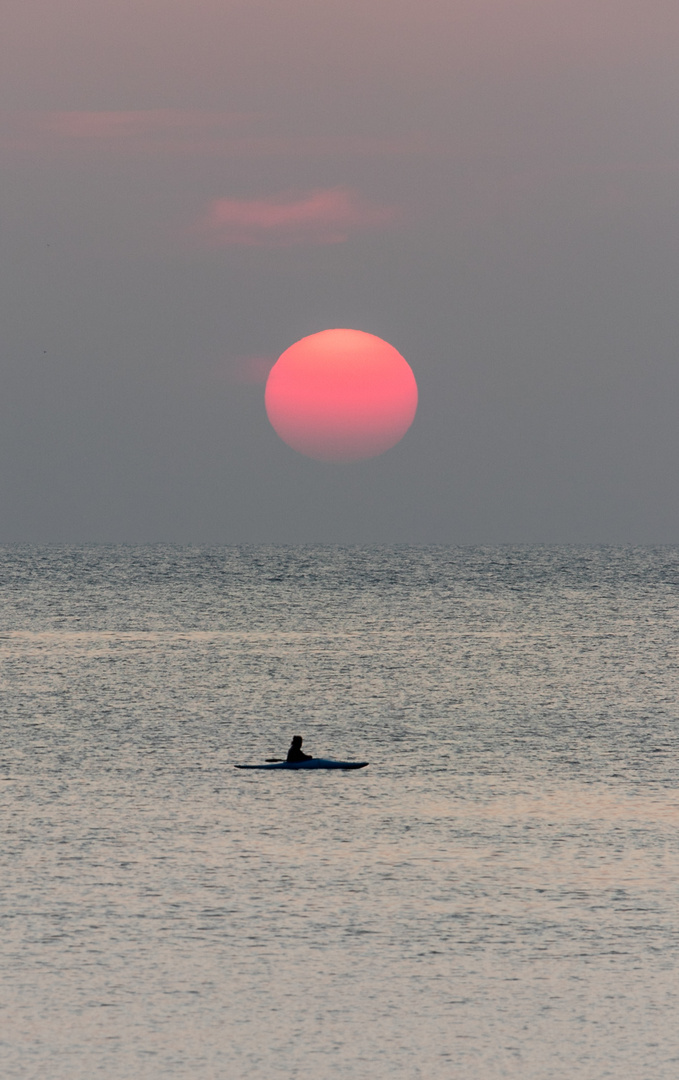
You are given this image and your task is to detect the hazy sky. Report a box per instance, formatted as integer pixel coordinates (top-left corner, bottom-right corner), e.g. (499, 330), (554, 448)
(2, 1), (678, 543)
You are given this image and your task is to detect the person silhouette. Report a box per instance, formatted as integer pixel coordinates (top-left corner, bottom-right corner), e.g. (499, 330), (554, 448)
(286, 735), (312, 763)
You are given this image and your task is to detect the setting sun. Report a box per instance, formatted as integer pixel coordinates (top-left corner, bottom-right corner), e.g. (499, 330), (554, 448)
(264, 329), (418, 461)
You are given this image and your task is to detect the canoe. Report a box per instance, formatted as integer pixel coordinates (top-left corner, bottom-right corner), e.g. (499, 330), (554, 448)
(235, 758), (368, 771)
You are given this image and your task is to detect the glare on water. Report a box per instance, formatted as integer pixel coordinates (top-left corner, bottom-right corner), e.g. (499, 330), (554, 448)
(1, 546), (678, 1079)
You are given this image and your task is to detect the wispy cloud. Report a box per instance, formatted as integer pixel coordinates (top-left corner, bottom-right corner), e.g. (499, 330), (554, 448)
(202, 187), (398, 246)
(45, 109), (232, 142)
(0, 110), (429, 160)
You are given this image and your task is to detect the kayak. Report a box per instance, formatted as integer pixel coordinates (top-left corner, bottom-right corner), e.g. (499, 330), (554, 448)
(235, 758), (369, 771)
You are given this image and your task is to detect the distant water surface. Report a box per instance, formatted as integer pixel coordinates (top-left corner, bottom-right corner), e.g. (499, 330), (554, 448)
(1, 546), (678, 1079)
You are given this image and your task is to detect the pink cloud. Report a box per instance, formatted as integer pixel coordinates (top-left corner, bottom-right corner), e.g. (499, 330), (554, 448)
(0, 110), (429, 161)
(202, 187), (399, 246)
(34, 110), (251, 157)
(0, 110), (249, 159)
(47, 110), (195, 139)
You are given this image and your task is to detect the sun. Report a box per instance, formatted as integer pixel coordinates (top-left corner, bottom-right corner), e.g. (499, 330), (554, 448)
(265, 329), (418, 462)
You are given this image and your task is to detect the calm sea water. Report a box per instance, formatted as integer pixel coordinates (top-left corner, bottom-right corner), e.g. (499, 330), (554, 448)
(1, 546), (678, 1079)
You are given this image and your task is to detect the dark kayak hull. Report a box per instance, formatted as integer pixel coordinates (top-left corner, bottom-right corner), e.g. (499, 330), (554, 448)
(235, 759), (368, 771)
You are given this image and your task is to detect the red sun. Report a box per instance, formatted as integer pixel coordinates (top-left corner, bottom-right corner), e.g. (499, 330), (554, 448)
(265, 329), (418, 461)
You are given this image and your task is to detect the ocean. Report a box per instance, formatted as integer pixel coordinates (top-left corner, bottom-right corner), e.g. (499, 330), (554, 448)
(1, 545), (678, 1079)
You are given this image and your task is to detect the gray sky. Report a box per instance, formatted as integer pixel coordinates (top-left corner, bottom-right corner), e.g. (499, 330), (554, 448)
(2, 0), (678, 543)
